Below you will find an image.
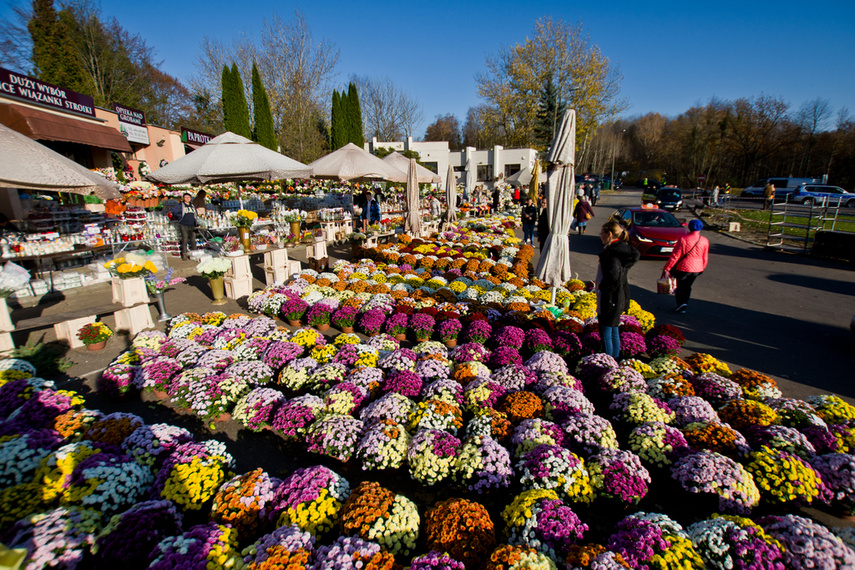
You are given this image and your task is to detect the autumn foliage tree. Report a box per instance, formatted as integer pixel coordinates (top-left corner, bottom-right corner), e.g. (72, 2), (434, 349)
(476, 16), (626, 159)
(424, 114), (462, 150)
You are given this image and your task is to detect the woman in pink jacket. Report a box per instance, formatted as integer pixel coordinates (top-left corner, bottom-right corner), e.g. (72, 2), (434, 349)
(663, 219), (709, 314)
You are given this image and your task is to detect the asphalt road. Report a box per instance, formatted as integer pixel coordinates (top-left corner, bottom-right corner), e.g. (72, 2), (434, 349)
(542, 187), (855, 401)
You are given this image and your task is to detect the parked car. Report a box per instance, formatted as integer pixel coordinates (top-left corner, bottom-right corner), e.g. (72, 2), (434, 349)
(615, 206), (688, 257)
(741, 177), (820, 199)
(642, 186), (683, 211)
(790, 184), (855, 207)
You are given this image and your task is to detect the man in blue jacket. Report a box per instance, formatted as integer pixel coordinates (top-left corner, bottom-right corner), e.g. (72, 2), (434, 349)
(172, 193), (197, 260)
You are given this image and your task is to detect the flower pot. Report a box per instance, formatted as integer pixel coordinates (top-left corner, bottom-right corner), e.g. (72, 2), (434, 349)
(238, 227), (251, 251)
(340, 326), (354, 334)
(86, 340), (107, 351)
(394, 333), (407, 342)
(315, 323), (330, 332)
(209, 276), (227, 305)
(290, 221), (302, 238)
(152, 389), (169, 401)
(415, 336), (429, 343)
(287, 319), (301, 328)
(443, 338), (457, 348)
(213, 413), (232, 423)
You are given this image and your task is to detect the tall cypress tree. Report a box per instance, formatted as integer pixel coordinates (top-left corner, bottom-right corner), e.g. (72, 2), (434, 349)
(347, 82), (364, 147)
(331, 89), (346, 149)
(231, 64), (252, 139)
(251, 62), (276, 150)
(221, 65), (234, 133)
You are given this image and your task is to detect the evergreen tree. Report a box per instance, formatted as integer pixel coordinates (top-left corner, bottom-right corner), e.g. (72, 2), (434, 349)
(231, 63), (252, 139)
(331, 89), (347, 149)
(347, 82), (364, 146)
(28, 0), (86, 91)
(251, 62), (277, 150)
(534, 73), (565, 150)
(221, 65), (234, 132)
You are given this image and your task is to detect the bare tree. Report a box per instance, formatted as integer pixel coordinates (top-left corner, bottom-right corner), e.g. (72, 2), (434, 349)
(351, 75), (423, 142)
(795, 97), (832, 176)
(0, 1), (32, 72)
(191, 10), (338, 162)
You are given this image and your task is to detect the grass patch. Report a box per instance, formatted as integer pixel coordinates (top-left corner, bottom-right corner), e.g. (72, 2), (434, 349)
(735, 210), (855, 236)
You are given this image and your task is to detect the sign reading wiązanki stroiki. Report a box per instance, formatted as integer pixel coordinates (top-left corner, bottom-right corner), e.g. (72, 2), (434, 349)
(0, 66), (95, 117)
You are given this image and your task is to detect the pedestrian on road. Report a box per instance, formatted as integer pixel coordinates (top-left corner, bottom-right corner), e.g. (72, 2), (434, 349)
(596, 219), (640, 359)
(172, 193), (197, 260)
(763, 182), (775, 210)
(573, 194), (595, 234)
(663, 219), (709, 314)
(711, 185), (720, 207)
(521, 197), (538, 245)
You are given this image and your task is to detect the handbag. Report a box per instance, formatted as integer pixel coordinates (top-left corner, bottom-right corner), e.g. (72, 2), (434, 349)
(657, 271), (677, 295)
(583, 211), (592, 221)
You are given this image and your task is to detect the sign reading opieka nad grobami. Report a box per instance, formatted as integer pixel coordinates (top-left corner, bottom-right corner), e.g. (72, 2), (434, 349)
(0, 66), (95, 117)
(113, 103), (149, 145)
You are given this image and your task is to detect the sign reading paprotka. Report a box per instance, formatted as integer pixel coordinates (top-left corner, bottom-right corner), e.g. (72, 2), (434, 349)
(181, 127), (213, 146)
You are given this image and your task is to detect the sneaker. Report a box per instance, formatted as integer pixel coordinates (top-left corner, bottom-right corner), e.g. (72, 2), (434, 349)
(674, 304), (687, 313)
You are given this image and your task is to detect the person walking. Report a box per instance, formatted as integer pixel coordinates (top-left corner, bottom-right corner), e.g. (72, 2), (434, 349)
(573, 194), (595, 234)
(595, 219), (640, 359)
(663, 219), (709, 314)
(430, 195), (442, 219)
(763, 182), (775, 210)
(711, 185), (720, 207)
(521, 197), (538, 245)
(492, 187), (501, 212)
(172, 193), (197, 260)
(366, 192), (381, 227)
(537, 197), (549, 250)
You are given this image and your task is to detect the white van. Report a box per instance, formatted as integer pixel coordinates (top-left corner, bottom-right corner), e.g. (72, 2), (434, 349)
(741, 177), (821, 199)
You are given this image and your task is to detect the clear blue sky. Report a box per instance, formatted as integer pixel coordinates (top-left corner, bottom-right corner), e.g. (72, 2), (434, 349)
(5, 0), (855, 134)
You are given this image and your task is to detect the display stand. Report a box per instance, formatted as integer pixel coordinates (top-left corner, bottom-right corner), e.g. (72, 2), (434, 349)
(0, 298), (14, 354)
(111, 277), (148, 307)
(54, 315), (97, 349)
(114, 305), (155, 335)
(225, 254), (253, 300)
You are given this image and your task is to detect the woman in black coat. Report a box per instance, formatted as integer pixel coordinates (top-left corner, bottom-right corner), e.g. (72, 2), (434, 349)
(596, 219), (640, 359)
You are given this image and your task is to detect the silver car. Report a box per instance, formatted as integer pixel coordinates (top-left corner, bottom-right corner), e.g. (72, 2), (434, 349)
(790, 184), (855, 207)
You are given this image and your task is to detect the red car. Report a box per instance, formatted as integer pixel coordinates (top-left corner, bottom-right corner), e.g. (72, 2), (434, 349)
(615, 206), (688, 257)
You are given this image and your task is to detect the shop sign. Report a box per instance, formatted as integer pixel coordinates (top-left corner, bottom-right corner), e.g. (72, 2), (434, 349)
(113, 103), (149, 145)
(0, 66), (95, 117)
(181, 127), (213, 146)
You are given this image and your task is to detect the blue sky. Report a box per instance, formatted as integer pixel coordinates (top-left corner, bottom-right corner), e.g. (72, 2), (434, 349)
(5, 0), (855, 134)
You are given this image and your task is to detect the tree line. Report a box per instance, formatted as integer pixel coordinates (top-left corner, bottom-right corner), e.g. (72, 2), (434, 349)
(577, 96), (855, 191)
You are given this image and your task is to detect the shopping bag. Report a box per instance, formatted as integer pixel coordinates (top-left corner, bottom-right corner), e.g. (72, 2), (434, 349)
(657, 271), (676, 295)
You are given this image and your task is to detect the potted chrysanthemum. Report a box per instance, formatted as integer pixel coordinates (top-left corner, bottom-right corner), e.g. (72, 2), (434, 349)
(385, 312), (409, 341)
(77, 322), (113, 351)
(332, 305), (358, 333)
(410, 313), (436, 343)
(438, 319), (462, 348)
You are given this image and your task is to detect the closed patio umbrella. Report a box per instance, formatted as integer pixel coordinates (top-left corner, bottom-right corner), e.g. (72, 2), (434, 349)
(528, 159), (541, 202)
(404, 158), (422, 236)
(535, 109), (576, 286)
(444, 163), (457, 225)
(147, 131), (312, 184)
(463, 158), (474, 203)
(0, 122), (121, 200)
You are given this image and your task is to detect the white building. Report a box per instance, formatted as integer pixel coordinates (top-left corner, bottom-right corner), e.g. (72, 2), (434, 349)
(366, 136), (538, 188)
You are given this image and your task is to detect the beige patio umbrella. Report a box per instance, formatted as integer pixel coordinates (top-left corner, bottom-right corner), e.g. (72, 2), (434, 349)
(444, 163), (457, 225)
(0, 122), (122, 200)
(308, 143), (407, 182)
(528, 159), (541, 202)
(403, 158), (422, 236)
(383, 152), (441, 183)
(535, 109), (576, 287)
(147, 131), (312, 183)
